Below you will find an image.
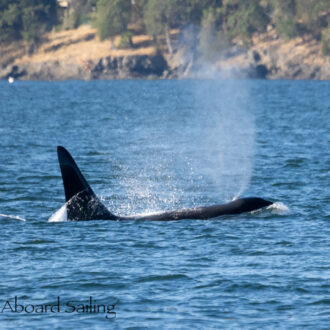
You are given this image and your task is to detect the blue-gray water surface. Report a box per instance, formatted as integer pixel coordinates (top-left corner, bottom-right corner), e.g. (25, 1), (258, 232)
(0, 80), (329, 329)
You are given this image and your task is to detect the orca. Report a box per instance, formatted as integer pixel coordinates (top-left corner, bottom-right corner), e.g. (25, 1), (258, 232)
(57, 146), (273, 221)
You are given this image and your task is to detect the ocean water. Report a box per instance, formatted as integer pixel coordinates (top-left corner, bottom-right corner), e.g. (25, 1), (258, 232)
(0, 80), (329, 329)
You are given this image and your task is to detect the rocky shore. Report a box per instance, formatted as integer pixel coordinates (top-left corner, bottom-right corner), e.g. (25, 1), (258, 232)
(1, 53), (168, 80)
(1, 26), (329, 81)
(212, 30), (330, 80)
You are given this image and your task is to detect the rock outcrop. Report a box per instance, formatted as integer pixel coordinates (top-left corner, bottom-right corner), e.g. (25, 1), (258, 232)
(210, 31), (330, 80)
(92, 53), (168, 79)
(0, 54), (168, 80)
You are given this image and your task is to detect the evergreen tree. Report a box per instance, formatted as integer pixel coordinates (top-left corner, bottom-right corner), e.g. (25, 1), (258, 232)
(225, 0), (269, 41)
(199, 6), (230, 60)
(62, 0), (97, 30)
(295, 0), (330, 38)
(322, 26), (330, 56)
(96, 0), (131, 41)
(268, 0), (298, 39)
(21, 0), (57, 42)
(0, 1), (21, 41)
(0, 0), (57, 43)
(1, 0), (329, 58)
(144, 0), (191, 53)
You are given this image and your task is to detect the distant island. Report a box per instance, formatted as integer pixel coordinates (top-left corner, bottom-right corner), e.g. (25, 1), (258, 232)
(1, 0), (329, 80)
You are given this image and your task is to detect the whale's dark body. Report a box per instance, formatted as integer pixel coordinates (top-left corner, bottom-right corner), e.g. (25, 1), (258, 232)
(57, 146), (272, 221)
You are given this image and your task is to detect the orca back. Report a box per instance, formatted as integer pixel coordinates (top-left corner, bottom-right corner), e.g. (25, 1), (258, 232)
(57, 146), (117, 221)
(56, 147), (272, 221)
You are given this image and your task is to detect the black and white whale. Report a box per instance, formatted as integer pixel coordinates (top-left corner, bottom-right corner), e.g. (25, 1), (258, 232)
(56, 146), (273, 221)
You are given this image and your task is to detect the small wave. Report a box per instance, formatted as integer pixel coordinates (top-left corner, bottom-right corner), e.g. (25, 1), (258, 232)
(0, 213), (26, 221)
(48, 204), (67, 222)
(308, 298), (330, 305)
(267, 202), (290, 213)
(137, 274), (189, 283)
(251, 202), (289, 216)
(22, 239), (57, 245)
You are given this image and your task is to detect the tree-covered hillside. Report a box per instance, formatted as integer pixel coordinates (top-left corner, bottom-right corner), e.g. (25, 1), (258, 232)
(1, 0), (329, 55)
(0, 0), (57, 42)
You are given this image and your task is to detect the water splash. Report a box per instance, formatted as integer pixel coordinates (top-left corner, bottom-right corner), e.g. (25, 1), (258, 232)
(101, 79), (255, 215)
(187, 80), (255, 202)
(251, 202), (290, 216)
(267, 202), (290, 214)
(173, 27), (256, 202)
(0, 213), (26, 221)
(48, 204), (67, 222)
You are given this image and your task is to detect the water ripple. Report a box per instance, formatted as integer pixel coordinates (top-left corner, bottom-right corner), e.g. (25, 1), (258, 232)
(0, 80), (329, 328)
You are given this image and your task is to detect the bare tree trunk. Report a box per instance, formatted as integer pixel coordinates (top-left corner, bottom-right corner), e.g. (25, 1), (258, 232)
(110, 37), (116, 50)
(165, 26), (173, 54)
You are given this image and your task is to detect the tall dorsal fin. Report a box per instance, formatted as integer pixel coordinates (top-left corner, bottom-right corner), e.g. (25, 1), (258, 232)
(57, 146), (95, 202)
(57, 146), (117, 221)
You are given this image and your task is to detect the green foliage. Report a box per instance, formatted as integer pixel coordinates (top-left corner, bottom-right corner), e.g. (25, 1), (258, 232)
(295, 0), (330, 38)
(275, 16), (298, 39)
(61, 0), (97, 30)
(321, 26), (330, 56)
(1, 0), (329, 59)
(199, 7), (231, 60)
(143, 0), (223, 37)
(117, 31), (133, 48)
(73, 0), (97, 27)
(182, 0), (223, 25)
(226, 0), (269, 42)
(144, 0), (167, 36)
(96, 0), (131, 41)
(268, 0), (298, 39)
(0, 0), (57, 43)
(130, 0), (148, 24)
(143, 0), (190, 52)
(0, 2), (21, 41)
(144, 0), (187, 36)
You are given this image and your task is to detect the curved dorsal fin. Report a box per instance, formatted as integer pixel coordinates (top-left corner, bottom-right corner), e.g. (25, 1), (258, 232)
(57, 146), (95, 202)
(57, 146), (117, 221)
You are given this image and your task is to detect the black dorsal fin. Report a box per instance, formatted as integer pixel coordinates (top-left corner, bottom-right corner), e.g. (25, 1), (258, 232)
(57, 146), (117, 221)
(57, 146), (95, 202)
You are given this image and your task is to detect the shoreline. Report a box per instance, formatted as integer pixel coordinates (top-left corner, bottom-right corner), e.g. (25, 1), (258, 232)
(1, 26), (330, 81)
